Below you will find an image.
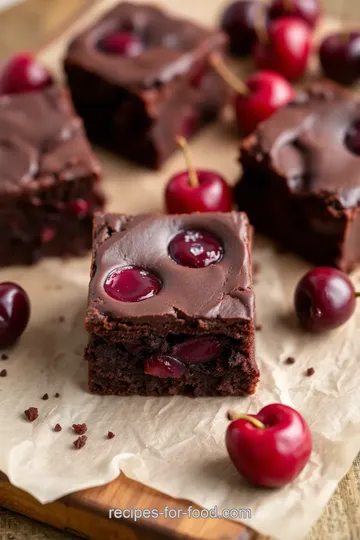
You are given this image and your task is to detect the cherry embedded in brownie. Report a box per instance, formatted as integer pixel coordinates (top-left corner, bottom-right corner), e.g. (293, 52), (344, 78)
(64, 2), (229, 170)
(235, 80), (360, 273)
(0, 85), (104, 266)
(84, 212), (259, 397)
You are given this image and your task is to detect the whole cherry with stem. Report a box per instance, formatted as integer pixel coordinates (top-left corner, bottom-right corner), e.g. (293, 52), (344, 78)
(226, 404), (312, 487)
(294, 267), (359, 332)
(165, 136), (232, 214)
(210, 54), (294, 134)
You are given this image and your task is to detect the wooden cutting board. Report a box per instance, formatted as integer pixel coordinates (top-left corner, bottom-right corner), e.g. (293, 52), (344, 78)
(0, 1), (358, 540)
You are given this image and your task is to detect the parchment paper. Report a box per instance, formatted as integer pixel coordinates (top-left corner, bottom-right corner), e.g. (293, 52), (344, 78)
(0, 1), (359, 539)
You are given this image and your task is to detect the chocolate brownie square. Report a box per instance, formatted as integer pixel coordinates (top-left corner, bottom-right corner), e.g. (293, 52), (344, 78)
(235, 80), (360, 272)
(0, 85), (103, 266)
(64, 2), (229, 169)
(84, 212), (259, 397)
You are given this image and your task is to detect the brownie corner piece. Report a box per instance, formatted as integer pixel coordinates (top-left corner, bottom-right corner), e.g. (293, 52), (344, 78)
(0, 85), (104, 266)
(84, 211), (259, 398)
(235, 80), (360, 272)
(64, 2), (229, 169)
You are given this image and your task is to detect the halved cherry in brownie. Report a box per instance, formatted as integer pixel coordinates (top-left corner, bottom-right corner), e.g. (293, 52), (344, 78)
(345, 119), (360, 155)
(104, 266), (161, 302)
(168, 229), (224, 268)
(0, 53), (53, 96)
(99, 31), (143, 56)
(67, 198), (90, 218)
(172, 336), (223, 364)
(144, 355), (186, 378)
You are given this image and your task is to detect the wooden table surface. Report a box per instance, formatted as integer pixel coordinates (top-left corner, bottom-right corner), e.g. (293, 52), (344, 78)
(1, 1), (360, 539)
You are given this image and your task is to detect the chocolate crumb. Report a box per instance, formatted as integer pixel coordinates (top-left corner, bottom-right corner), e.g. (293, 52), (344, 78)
(54, 392), (60, 398)
(306, 367), (315, 377)
(0, 369), (7, 377)
(42, 393), (49, 400)
(253, 262), (261, 275)
(1, 354), (8, 360)
(24, 407), (38, 422)
(54, 423), (62, 432)
(59, 315), (65, 323)
(108, 431), (115, 439)
(72, 423), (87, 435)
(285, 356), (296, 365)
(73, 435), (87, 449)
(255, 325), (262, 331)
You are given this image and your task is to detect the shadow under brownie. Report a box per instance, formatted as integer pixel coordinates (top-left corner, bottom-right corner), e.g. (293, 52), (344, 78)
(85, 212), (259, 397)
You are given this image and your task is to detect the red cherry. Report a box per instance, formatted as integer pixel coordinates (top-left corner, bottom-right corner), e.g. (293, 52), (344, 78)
(0, 53), (52, 95)
(40, 227), (55, 243)
(236, 70), (294, 134)
(0, 282), (31, 347)
(319, 32), (360, 86)
(99, 32), (143, 56)
(269, 0), (320, 29)
(168, 229), (224, 268)
(144, 355), (186, 378)
(210, 55), (294, 134)
(294, 267), (358, 332)
(67, 198), (90, 218)
(254, 17), (311, 81)
(165, 136), (232, 214)
(172, 337), (223, 364)
(226, 404), (312, 487)
(345, 119), (360, 155)
(104, 266), (161, 303)
(220, 1), (268, 56)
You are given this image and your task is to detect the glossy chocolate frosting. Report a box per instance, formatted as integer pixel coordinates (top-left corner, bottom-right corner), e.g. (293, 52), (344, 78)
(87, 212), (254, 326)
(65, 2), (226, 89)
(244, 81), (360, 209)
(0, 86), (100, 196)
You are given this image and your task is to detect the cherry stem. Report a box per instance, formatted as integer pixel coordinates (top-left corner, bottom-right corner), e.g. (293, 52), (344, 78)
(254, 5), (269, 46)
(176, 136), (199, 188)
(209, 54), (248, 95)
(227, 410), (265, 429)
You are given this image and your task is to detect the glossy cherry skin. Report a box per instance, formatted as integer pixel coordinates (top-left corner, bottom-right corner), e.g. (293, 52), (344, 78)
(67, 198), (90, 218)
(220, 1), (267, 56)
(345, 119), (360, 155)
(319, 32), (360, 86)
(168, 230), (224, 268)
(226, 404), (312, 487)
(144, 355), (186, 378)
(0, 282), (31, 347)
(104, 266), (161, 303)
(172, 337), (223, 364)
(236, 70), (295, 134)
(269, 0), (320, 29)
(165, 170), (232, 214)
(99, 31), (143, 56)
(294, 267), (357, 332)
(0, 53), (52, 95)
(254, 17), (311, 81)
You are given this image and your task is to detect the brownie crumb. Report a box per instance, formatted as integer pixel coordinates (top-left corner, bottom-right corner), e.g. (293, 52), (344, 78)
(59, 315), (65, 323)
(42, 393), (49, 400)
(108, 431), (115, 439)
(24, 407), (38, 422)
(73, 435), (88, 449)
(72, 423), (87, 435)
(253, 262), (261, 275)
(54, 392), (60, 398)
(255, 325), (262, 332)
(1, 353), (8, 360)
(285, 356), (296, 365)
(54, 423), (62, 432)
(0, 369), (7, 377)
(306, 367), (315, 377)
